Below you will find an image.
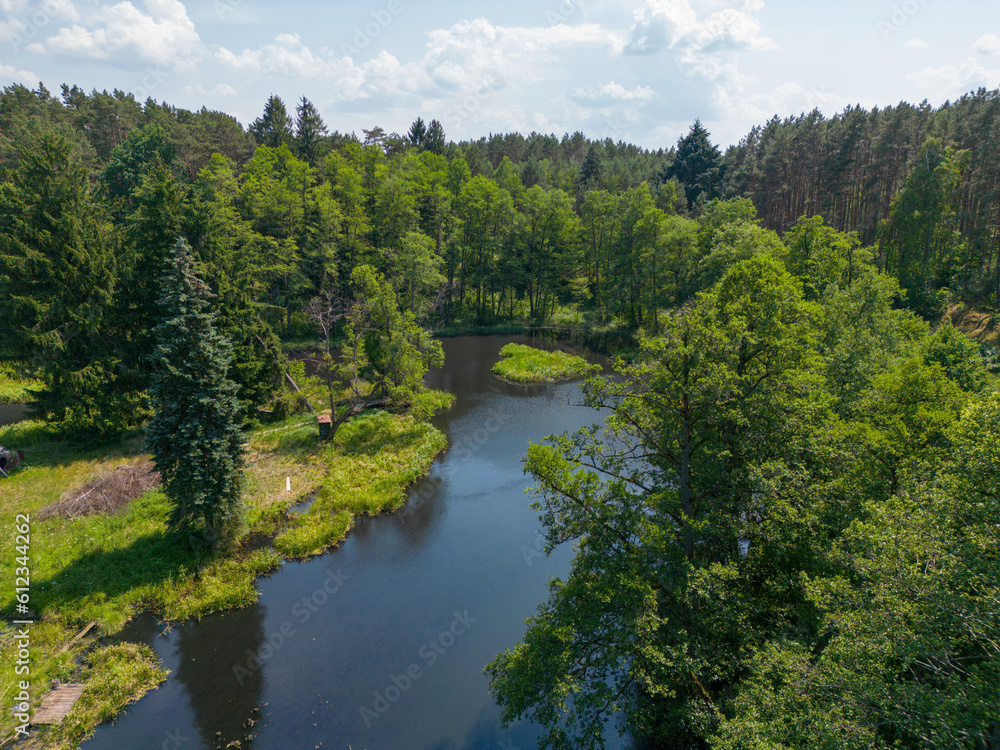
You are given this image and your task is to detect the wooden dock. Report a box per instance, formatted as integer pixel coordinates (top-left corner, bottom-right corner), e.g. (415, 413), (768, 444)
(31, 683), (86, 725)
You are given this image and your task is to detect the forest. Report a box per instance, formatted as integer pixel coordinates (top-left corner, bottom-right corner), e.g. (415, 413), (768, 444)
(0, 81), (998, 749)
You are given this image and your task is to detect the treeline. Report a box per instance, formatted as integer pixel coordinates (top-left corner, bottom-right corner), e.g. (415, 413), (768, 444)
(722, 89), (1000, 308)
(1, 82), (998, 438)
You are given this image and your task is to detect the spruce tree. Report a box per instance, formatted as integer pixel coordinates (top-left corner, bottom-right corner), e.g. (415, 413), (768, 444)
(424, 119), (446, 154)
(665, 119), (725, 208)
(407, 116), (427, 147)
(249, 94), (293, 148)
(295, 96), (328, 167)
(148, 238), (245, 546)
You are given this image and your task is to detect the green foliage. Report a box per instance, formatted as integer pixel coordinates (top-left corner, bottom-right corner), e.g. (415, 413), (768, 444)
(665, 120), (726, 208)
(249, 94), (293, 148)
(147, 239), (245, 545)
(881, 139), (966, 300)
(0, 365), (42, 403)
(0, 129), (145, 435)
(817, 269), (926, 411)
(492, 343), (594, 382)
(784, 214), (873, 298)
(489, 248), (998, 749)
(488, 255), (824, 748)
(99, 124), (176, 217)
(294, 95), (328, 167)
(922, 317), (989, 392)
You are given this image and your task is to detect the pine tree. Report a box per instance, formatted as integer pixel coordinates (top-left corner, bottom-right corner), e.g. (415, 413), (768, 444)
(0, 130), (139, 434)
(295, 96), (328, 167)
(407, 117), (427, 147)
(665, 119), (725, 209)
(579, 144), (602, 187)
(249, 95), (293, 148)
(148, 238), (245, 546)
(424, 119), (446, 154)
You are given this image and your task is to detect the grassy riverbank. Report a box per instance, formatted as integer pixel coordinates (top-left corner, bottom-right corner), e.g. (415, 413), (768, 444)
(492, 343), (595, 383)
(0, 397), (451, 747)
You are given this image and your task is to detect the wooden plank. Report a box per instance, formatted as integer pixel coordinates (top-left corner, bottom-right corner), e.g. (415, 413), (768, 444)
(58, 621), (96, 654)
(31, 684), (86, 725)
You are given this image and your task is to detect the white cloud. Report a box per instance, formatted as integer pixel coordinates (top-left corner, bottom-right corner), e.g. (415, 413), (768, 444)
(907, 36), (1000, 100)
(572, 80), (656, 102)
(34, 0), (200, 67)
(184, 83), (237, 97)
(709, 81), (868, 146)
(625, 0), (775, 61)
(972, 33), (1000, 55)
(44, 0), (79, 21)
(422, 19), (624, 91)
(906, 38), (929, 49)
(216, 17), (624, 108)
(1, 0), (78, 47)
(907, 60), (1000, 99)
(216, 33), (340, 77)
(0, 18), (26, 41)
(0, 61), (38, 84)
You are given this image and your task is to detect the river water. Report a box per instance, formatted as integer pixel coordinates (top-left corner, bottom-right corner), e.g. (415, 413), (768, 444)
(82, 335), (629, 750)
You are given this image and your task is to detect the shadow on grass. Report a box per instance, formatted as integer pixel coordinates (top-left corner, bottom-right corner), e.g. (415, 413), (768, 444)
(1, 527), (204, 622)
(0, 420), (148, 472)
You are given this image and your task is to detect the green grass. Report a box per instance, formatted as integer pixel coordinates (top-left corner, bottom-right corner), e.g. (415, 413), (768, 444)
(0, 365), (42, 403)
(492, 343), (595, 383)
(42, 643), (167, 749)
(274, 410), (449, 557)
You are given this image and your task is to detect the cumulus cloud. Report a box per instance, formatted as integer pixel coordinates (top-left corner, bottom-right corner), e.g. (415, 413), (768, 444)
(216, 33), (341, 77)
(906, 38), (929, 49)
(0, 18), (27, 41)
(1, 0), (78, 48)
(215, 34), (430, 102)
(184, 83), (237, 97)
(972, 33), (1000, 55)
(625, 0), (775, 63)
(572, 80), (656, 103)
(907, 35), (1000, 100)
(31, 0), (200, 67)
(216, 17), (624, 108)
(0, 61), (39, 84)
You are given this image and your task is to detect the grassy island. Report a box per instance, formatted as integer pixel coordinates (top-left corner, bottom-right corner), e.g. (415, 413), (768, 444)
(491, 343), (594, 383)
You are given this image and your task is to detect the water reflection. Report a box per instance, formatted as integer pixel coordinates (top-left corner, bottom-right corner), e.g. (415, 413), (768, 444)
(173, 603), (266, 748)
(83, 335), (625, 750)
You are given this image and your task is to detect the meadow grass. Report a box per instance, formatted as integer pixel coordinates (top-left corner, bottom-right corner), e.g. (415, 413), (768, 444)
(274, 410), (449, 557)
(0, 365), (42, 404)
(492, 342), (595, 383)
(0, 397), (450, 745)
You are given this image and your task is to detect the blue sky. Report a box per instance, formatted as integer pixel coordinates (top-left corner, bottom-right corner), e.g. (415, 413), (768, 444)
(2, 0), (999, 150)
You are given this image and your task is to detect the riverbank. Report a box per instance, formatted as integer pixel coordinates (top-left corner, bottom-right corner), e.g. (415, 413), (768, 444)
(0, 399), (451, 747)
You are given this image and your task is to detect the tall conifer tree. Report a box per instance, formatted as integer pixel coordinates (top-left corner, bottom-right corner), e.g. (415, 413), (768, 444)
(148, 238), (245, 545)
(295, 96), (328, 167)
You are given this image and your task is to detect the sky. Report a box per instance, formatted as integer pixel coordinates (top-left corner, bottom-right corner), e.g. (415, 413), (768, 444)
(2, 0), (999, 151)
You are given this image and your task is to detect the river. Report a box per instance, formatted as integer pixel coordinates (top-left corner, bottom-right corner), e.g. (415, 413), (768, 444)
(81, 335), (628, 750)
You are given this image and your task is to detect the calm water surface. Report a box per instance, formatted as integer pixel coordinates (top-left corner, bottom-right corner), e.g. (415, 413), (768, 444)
(83, 335), (626, 750)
